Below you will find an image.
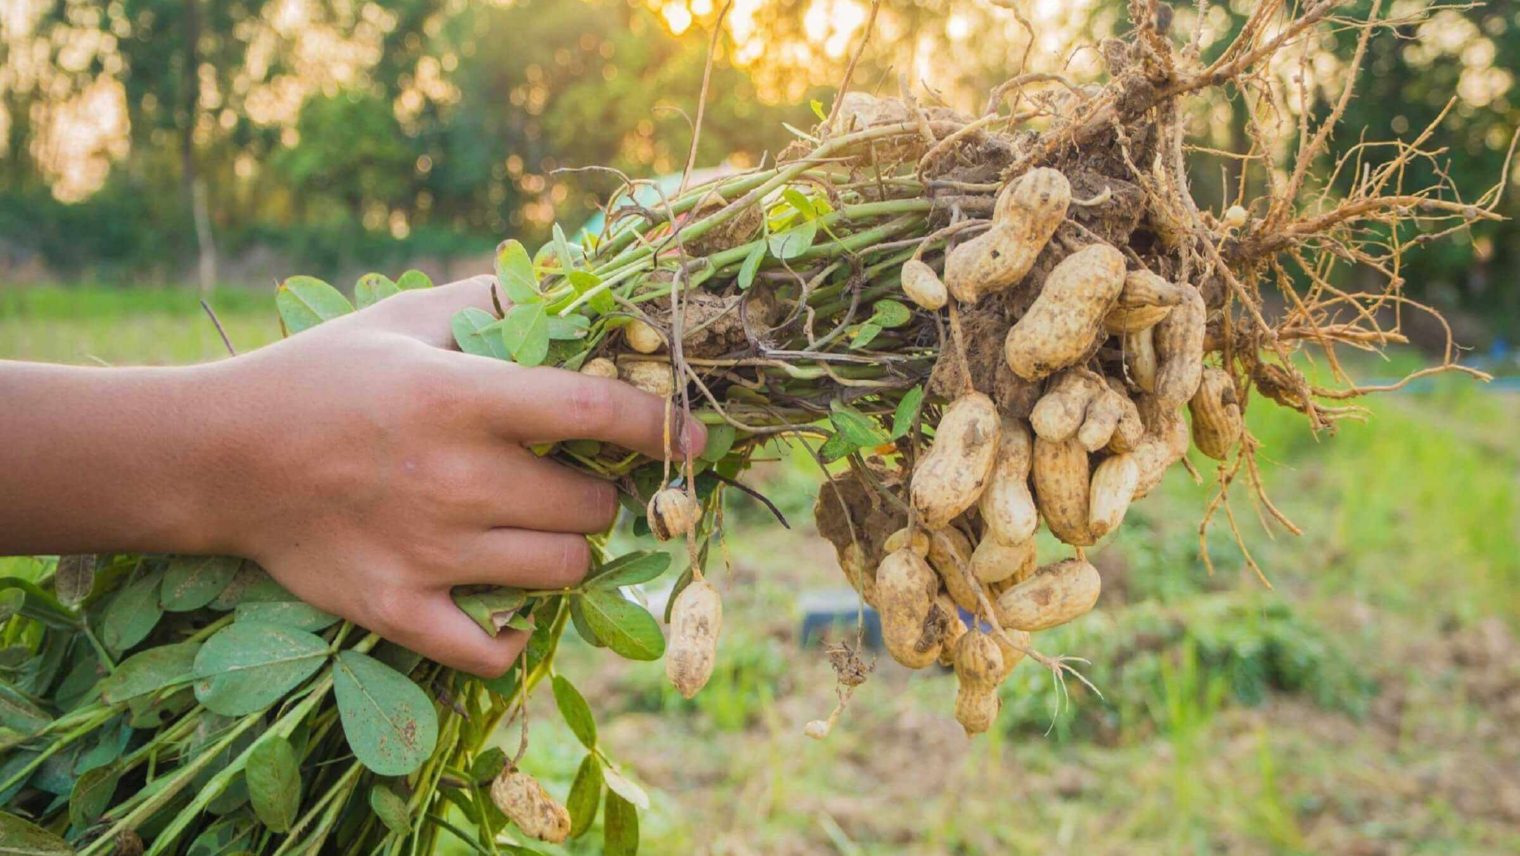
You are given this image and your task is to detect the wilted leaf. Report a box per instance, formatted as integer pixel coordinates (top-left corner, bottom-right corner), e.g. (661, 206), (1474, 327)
(578, 591), (665, 661)
(161, 556), (240, 612)
(193, 621), (329, 716)
(585, 552), (671, 590)
(276, 275), (352, 334)
(54, 555), (96, 607)
(495, 240), (539, 304)
(603, 789), (640, 856)
(333, 650), (438, 776)
(601, 765), (650, 810)
(452, 587), (528, 637)
(101, 569), (164, 652)
(552, 675), (596, 749)
(99, 640), (200, 705)
(246, 736), (301, 833)
(0, 808), (73, 854)
(567, 754), (602, 839)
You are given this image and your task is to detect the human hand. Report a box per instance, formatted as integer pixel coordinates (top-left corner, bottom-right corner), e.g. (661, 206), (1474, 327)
(189, 276), (704, 675)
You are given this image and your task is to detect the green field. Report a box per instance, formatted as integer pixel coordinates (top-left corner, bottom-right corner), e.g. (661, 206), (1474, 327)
(5, 286), (1519, 854)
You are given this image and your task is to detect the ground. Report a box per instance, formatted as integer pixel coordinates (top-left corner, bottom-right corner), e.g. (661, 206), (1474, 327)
(3, 285), (1518, 854)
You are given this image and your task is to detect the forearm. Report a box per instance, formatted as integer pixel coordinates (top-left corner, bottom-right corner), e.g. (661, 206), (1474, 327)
(0, 360), (231, 555)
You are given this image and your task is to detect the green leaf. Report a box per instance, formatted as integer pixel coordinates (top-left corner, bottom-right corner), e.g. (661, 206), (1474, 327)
(567, 754), (602, 839)
(354, 273), (401, 308)
(890, 386), (925, 440)
(235, 599), (339, 632)
(68, 763), (118, 829)
(370, 784), (411, 836)
(99, 640), (200, 705)
(871, 299), (913, 328)
(547, 314), (590, 341)
(246, 736), (301, 833)
(161, 556), (240, 612)
(736, 241), (765, 290)
(452, 588), (528, 637)
(0, 685), (51, 734)
(452, 307), (512, 361)
(208, 562), (267, 610)
(551, 675), (597, 749)
(551, 223), (578, 272)
(193, 621), (329, 716)
(498, 302), (550, 367)
(0, 811), (72, 855)
(470, 747), (507, 783)
(601, 765), (650, 810)
(817, 432), (855, 464)
(495, 240), (540, 304)
(603, 790), (640, 856)
(101, 569), (163, 652)
(0, 576), (79, 630)
(767, 219), (818, 260)
(849, 322), (883, 349)
(577, 591), (665, 661)
(782, 188), (815, 218)
(586, 552), (671, 590)
(396, 269), (433, 290)
(333, 650), (439, 776)
(569, 598), (604, 648)
(699, 424), (737, 463)
(276, 276), (353, 334)
(829, 400), (890, 449)
(810, 98), (827, 121)
(53, 554), (96, 607)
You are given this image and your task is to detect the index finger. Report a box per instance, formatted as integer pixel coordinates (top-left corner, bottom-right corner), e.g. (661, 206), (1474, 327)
(464, 360), (706, 460)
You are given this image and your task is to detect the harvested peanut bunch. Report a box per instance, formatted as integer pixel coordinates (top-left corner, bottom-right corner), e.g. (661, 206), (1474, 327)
(14, 8), (1497, 850)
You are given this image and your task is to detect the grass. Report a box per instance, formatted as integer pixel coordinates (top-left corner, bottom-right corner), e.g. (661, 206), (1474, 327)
(4, 284), (1519, 854)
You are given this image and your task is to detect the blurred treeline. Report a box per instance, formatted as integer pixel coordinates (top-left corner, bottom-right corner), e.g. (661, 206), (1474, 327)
(1, 0), (1517, 335)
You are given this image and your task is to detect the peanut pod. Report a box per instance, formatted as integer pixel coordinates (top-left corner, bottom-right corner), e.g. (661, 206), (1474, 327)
(971, 536), (1037, 585)
(994, 558), (1102, 632)
(1032, 435), (1094, 546)
(910, 392), (1001, 529)
(1003, 243), (1126, 381)
(1153, 281), (1206, 408)
(1088, 453), (1138, 539)
(927, 526), (982, 614)
(952, 630), (1005, 735)
(978, 418), (1038, 545)
(1188, 366), (1243, 460)
(1076, 387), (1127, 453)
(1029, 369), (1104, 442)
(491, 770), (572, 844)
(1124, 325), (1159, 392)
(1105, 378), (1145, 453)
(665, 578), (723, 699)
(877, 548), (943, 669)
(900, 259), (949, 310)
(944, 168), (1070, 304)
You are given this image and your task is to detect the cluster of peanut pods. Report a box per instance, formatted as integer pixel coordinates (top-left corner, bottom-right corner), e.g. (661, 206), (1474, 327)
(840, 168), (1244, 735)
